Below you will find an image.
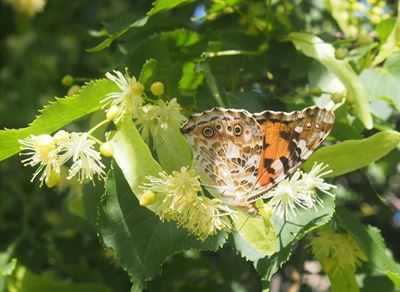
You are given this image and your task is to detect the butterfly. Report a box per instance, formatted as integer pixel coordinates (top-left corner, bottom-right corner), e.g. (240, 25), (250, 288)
(180, 106), (335, 215)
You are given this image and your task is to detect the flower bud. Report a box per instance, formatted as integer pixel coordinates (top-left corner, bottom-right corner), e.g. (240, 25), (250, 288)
(358, 34), (373, 46)
(309, 86), (323, 97)
(100, 142), (114, 157)
(61, 75), (74, 86)
(53, 130), (69, 144)
(67, 85), (81, 96)
(45, 169), (60, 188)
(331, 92), (344, 103)
(139, 190), (157, 206)
(106, 105), (120, 120)
(34, 134), (55, 161)
(150, 81), (165, 96)
(334, 48), (348, 60)
(131, 81), (144, 96)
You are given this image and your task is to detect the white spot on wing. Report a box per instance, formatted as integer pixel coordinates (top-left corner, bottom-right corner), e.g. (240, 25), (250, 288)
(271, 159), (284, 173)
(294, 126), (303, 133)
(226, 142), (240, 158)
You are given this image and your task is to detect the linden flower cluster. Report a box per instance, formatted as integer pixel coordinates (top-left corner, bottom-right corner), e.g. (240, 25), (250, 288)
(19, 130), (107, 187)
(333, 0), (391, 36)
(265, 163), (336, 218)
(136, 98), (186, 143)
(102, 69), (184, 143)
(7, 0), (46, 17)
(309, 226), (367, 275)
(101, 70), (145, 123)
(142, 167), (233, 241)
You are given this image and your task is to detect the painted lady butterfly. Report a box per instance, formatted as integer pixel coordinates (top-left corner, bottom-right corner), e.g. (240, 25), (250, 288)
(180, 106), (335, 215)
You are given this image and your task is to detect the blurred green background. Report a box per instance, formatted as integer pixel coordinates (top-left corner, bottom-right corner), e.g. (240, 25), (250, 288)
(1, 0), (399, 291)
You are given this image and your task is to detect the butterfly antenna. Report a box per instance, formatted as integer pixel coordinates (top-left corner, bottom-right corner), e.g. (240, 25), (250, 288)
(236, 214), (251, 233)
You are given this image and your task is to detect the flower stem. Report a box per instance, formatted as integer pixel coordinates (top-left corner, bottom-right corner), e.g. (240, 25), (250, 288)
(88, 134), (104, 145)
(88, 119), (110, 135)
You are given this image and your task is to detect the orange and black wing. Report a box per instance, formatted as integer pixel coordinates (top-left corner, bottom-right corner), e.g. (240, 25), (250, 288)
(246, 106), (335, 202)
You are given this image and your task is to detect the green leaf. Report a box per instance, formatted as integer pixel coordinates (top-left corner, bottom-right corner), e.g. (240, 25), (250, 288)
(360, 67), (400, 112)
(8, 266), (111, 292)
(288, 32), (373, 129)
(110, 116), (162, 212)
(360, 275), (396, 292)
(256, 192), (335, 286)
(178, 62), (204, 97)
(303, 130), (400, 177)
(386, 272), (400, 287)
(98, 165), (228, 290)
(138, 59), (158, 88)
(0, 245), (17, 292)
(0, 79), (117, 162)
(326, 0), (354, 37)
(87, 17), (149, 53)
(198, 62), (226, 107)
(336, 207), (400, 286)
(385, 53), (400, 77)
(154, 127), (192, 173)
(232, 209), (277, 261)
(1, 259), (16, 277)
(373, 2), (400, 66)
(376, 18), (396, 42)
(147, 0), (196, 16)
(160, 29), (200, 47)
(328, 267), (359, 292)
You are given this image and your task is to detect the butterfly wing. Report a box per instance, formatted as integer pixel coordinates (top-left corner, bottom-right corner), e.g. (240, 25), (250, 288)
(180, 108), (263, 208)
(246, 106), (335, 202)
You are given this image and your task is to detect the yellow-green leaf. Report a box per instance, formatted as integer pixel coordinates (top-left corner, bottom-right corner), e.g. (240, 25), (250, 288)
(373, 2), (400, 66)
(288, 32), (373, 129)
(304, 130), (400, 177)
(111, 116), (163, 212)
(0, 79), (117, 162)
(232, 210), (277, 261)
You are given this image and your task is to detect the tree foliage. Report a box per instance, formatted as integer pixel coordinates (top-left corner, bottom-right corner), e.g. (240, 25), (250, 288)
(1, 0), (399, 291)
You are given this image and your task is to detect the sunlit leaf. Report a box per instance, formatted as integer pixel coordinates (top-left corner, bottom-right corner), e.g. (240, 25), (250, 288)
(373, 2), (400, 66)
(0, 80), (117, 162)
(110, 116), (162, 212)
(160, 29), (200, 47)
(147, 0), (196, 16)
(288, 32), (373, 129)
(153, 127), (192, 173)
(232, 209), (277, 261)
(326, 0), (353, 37)
(304, 130), (400, 177)
(179, 62), (204, 97)
(87, 17), (149, 53)
(360, 57), (400, 111)
(8, 266), (111, 292)
(138, 59), (158, 88)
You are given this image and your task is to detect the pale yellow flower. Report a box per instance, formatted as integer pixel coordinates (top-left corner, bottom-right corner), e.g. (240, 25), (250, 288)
(136, 98), (186, 142)
(19, 134), (60, 186)
(102, 70), (144, 122)
(266, 171), (306, 218)
(265, 163), (336, 218)
(8, 0), (46, 17)
(142, 167), (232, 240)
(56, 133), (105, 182)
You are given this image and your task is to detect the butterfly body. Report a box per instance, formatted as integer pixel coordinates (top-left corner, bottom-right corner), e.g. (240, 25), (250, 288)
(180, 106), (334, 214)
